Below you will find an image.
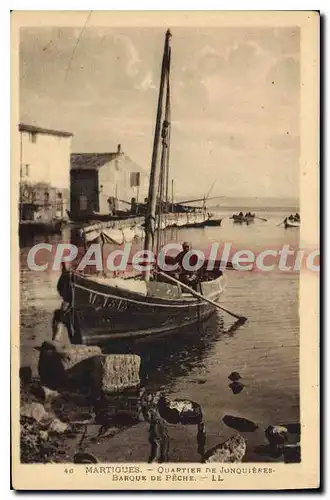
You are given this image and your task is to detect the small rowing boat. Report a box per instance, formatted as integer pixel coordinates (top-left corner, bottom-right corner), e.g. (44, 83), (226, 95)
(231, 213), (255, 224)
(284, 219), (300, 228)
(282, 213), (300, 228)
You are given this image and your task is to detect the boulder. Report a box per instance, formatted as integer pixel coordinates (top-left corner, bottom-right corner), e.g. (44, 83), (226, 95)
(91, 355), (141, 423)
(21, 402), (47, 423)
(29, 383), (60, 404)
(38, 386), (60, 403)
(39, 430), (48, 441)
(48, 418), (69, 434)
(37, 342), (141, 420)
(203, 434), (247, 463)
(92, 354), (141, 396)
(222, 415), (258, 433)
(157, 396), (203, 425)
(38, 341), (102, 390)
(265, 425), (289, 447)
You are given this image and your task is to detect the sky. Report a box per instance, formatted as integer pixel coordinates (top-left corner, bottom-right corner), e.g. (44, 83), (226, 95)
(20, 24), (300, 200)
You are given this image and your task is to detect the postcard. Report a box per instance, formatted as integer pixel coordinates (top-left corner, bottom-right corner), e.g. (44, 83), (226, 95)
(11, 10), (320, 490)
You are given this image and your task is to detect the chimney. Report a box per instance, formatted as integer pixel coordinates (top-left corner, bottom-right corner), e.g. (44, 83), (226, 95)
(117, 144), (121, 154)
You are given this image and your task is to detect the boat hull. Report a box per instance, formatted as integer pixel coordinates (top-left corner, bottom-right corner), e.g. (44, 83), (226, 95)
(202, 218), (222, 227)
(67, 211), (137, 223)
(284, 220), (300, 228)
(19, 219), (65, 234)
(232, 215), (255, 224)
(68, 273), (226, 345)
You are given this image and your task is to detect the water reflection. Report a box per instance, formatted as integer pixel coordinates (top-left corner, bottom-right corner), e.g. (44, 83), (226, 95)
(101, 313), (238, 391)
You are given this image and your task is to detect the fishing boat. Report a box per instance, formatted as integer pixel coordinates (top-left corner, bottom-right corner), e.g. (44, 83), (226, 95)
(202, 217), (222, 227)
(282, 213), (300, 228)
(231, 213), (255, 224)
(19, 218), (65, 235)
(66, 210), (138, 223)
(284, 218), (300, 228)
(55, 30), (227, 346)
(284, 220), (300, 228)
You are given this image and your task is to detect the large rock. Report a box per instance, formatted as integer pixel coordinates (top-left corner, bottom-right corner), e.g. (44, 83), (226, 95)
(202, 433), (247, 463)
(38, 386), (60, 404)
(38, 342), (141, 402)
(38, 341), (102, 390)
(21, 402), (48, 423)
(48, 418), (69, 434)
(265, 425), (289, 447)
(92, 354), (141, 396)
(91, 355), (142, 423)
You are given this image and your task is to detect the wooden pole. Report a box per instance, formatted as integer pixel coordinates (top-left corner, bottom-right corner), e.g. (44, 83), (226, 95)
(142, 30), (172, 281)
(171, 179), (174, 213)
(157, 270), (247, 323)
(19, 131), (23, 222)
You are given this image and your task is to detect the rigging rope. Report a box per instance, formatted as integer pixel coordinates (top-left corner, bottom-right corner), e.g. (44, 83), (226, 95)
(64, 11), (93, 81)
(155, 43), (171, 258)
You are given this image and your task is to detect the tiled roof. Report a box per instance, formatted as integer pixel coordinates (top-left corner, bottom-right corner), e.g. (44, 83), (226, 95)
(19, 123), (73, 138)
(71, 153), (121, 170)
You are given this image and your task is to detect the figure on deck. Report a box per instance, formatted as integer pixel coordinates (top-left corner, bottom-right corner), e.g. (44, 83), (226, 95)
(173, 241), (191, 268)
(173, 242), (199, 290)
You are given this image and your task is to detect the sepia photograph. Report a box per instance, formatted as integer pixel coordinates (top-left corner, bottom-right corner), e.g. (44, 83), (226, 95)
(11, 10), (319, 490)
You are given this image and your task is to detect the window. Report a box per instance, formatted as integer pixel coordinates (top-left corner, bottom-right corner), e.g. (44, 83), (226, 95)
(30, 132), (37, 143)
(25, 164), (29, 176)
(56, 192), (63, 216)
(44, 192), (50, 205)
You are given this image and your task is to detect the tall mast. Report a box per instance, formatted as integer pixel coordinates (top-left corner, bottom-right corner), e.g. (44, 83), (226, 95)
(171, 179), (174, 212)
(142, 29), (172, 281)
(156, 50), (171, 256)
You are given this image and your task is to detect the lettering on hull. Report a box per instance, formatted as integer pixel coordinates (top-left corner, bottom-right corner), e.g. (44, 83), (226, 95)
(88, 292), (129, 312)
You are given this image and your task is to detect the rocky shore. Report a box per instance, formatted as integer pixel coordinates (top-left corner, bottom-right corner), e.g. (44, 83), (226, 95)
(19, 340), (301, 464)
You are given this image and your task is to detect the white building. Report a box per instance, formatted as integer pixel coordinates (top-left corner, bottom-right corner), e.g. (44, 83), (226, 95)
(19, 123), (73, 220)
(70, 145), (148, 216)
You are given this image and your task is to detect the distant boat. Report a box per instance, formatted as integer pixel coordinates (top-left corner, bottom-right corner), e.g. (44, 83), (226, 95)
(283, 213), (300, 228)
(202, 217), (222, 227)
(66, 210), (138, 223)
(284, 219), (300, 229)
(19, 219), (65, 235)
(231, 213), (255, 224)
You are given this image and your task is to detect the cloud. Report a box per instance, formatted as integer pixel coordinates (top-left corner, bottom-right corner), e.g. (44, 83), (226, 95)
(113, 34), (141, 77)
(135, 70), (157, 91)
(19, 26), (300, 198)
